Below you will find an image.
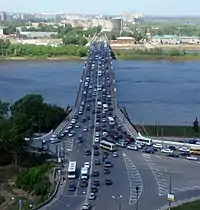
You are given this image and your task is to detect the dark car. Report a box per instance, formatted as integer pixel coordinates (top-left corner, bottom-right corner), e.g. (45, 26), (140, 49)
(94, 150), (100, 156)
(104, 168), (110, 174)
(92, 170), (99, 177)
(143, 147), (155, 154)
(167, 153), (179, 158)
(105, 179), (113, 185)
(93, 145), (99, 150)
(85, 149), (92, 156)
(68, 184), (76, 191)
(80, 179), (88, 187)
(93, 179), (100, 186)
(94, 159), (101, 165)
(91, 186), (98, 193)
(179, 151), (190, 156)
(169, 146), (176, 151)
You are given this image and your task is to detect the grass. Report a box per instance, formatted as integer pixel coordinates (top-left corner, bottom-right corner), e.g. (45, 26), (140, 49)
(172, 199), (200, 210)
(135, 125), (200, 138)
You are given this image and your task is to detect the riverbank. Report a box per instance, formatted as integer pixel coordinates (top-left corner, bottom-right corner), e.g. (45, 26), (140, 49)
(0, 56), (84, 61)
(135, 125), (200, 138)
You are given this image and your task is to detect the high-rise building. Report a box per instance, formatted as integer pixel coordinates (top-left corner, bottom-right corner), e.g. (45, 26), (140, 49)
(112, 17), (123, 31)
(0, 10), (7, 21)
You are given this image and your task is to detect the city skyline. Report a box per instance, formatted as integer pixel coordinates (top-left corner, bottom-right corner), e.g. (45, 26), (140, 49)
(1, 0), (200, 16)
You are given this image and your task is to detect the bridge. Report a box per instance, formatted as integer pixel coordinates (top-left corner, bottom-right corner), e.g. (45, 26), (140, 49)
(31, 36), (200, 210)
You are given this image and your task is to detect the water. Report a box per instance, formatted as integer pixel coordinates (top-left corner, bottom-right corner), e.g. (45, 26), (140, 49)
(0, 59), (200, 125)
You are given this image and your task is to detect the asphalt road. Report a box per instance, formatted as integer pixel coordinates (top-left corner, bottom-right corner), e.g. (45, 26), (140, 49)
(124, 149), (200, 210)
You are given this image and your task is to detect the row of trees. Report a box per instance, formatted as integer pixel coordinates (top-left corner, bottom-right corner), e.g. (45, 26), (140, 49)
(0, 39), (88, 57)
(0, 94), (67, 159)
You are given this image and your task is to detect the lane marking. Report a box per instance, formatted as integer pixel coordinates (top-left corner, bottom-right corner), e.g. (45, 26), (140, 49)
(123, 153), (143, 205)
(142, 154), (169, 196)
(62, 195), (86, 197)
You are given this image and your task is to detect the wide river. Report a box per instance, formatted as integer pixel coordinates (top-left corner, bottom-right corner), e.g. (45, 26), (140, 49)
(0, 59), (200, 125)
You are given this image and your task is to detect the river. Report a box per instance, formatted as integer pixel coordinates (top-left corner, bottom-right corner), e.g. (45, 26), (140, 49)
(0, 59), (200, 125)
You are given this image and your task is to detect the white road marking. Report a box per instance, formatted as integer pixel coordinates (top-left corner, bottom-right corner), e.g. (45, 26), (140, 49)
(142, 154), (169, 196)
(123, 153), (143, 205)
(62, 195), (86, 197)
(155, 155), (162, 159)
(75, 180), (80, 195)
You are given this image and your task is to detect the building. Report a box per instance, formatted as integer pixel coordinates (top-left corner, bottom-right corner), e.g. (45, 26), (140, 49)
(152, 35), (200, 44)
(112, 17), (123, 31)
(19, 31), (58, 39)
(0, 10), (7, 21)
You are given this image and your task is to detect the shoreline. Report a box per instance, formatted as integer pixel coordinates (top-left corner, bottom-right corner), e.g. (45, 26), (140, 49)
(1, 55), (200, 62)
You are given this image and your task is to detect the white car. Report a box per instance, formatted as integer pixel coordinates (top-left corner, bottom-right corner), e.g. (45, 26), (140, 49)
(94, 137), (100, 143)
(95, 132), (100, 137)
(153, 144), (163, 149)
(113, 152), (118, 157)
(88, 192), (96, 200)
(161, 148), (173, 154)
(68, 131), (75, 137)
(179, 147), (189, 152)
(187, 156), (198, 161)
(71, 119), (76, 124)
(83, 128), (88, 132)
(82, 203), (91, 210)
(127, 145), (138, 151)
(102, 132), (107, 137)
(75, 123), (80, 128)
(84, 162), (90, 169)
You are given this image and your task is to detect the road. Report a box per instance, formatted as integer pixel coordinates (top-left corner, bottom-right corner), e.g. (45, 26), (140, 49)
(38, 36), (200, 210)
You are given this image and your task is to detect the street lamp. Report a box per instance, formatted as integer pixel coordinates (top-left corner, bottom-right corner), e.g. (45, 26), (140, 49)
(136, 186), (139, 210)
(112, 195), (123, 210)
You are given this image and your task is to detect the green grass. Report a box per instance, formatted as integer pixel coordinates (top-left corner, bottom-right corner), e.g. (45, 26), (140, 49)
(135, 125), (200, 138)
(172, 199), (200, 210)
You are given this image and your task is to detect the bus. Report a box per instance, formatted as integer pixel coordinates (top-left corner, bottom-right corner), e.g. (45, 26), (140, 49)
(190, 148), (200, 155)
(103, 104), (108, 112)
(100, 140), (117, 152)
(136, 133), (153, 146)
(67, 161), (77, 179)
(108, 116), (115, 125)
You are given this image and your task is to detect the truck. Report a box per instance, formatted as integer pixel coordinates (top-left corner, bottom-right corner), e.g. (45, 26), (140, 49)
(80, 167), (89, 180)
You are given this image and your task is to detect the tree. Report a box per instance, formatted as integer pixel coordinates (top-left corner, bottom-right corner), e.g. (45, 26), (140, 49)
(0, 101), (9, 119)
(193, 117), (199, 132)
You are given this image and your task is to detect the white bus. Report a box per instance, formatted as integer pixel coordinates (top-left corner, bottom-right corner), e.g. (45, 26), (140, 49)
(136, 133), (153, 146)
(108, 116), (115, 125)
(100, 140), (117, 152)
(67, 161), (77, 179)
(103, 104), (108, 112)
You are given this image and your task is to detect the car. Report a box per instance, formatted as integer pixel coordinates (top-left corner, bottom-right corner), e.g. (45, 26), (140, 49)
(84, 162), (90, 169)
(92, 170), (99, 177)
(127, 145), (138, 151)
(179, 151), (190, 156)
(168, 146), (176, 151)
(153, 144), (163, 149)
(68, 131), (75, 137)
(94, 159), (101, 165)
(179, 147), (189, 152)
(105, 179), (113, 185)
(85, 150), (92, 156)
(80, 179), (88, 187)
(161, 148), (173, 154)
(93, 179), (100, 186)
(81, 203), (92, 210)
(104, 160), (112, 167)
(75, 123), (80, 128)
(90, 186), (98, 193)
(94, 137), (100, 143)
(116, 142), (126, 148)
(68, 184), (76, 191)
(94, 150), (100, 156)
(113, 152), (118, 157)
(83, 128), (88, 132)
(186, 156), (198, 161)
(89, 193), (96, 200)
(95, 132), (100, 137)
(167, 153), (179, 158)
(143, 147), (155, 154)
(93, 145), (99, 150)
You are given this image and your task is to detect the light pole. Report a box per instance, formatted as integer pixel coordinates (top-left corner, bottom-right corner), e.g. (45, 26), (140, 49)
(136, 186), (139, 210)
(112, 195), (123, 210)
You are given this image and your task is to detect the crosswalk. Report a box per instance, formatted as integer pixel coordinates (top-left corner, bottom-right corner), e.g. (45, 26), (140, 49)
(123, 153), (143, 205)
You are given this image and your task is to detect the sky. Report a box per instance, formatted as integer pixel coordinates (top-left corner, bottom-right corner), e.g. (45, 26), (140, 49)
(1, 0), (200, 16)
